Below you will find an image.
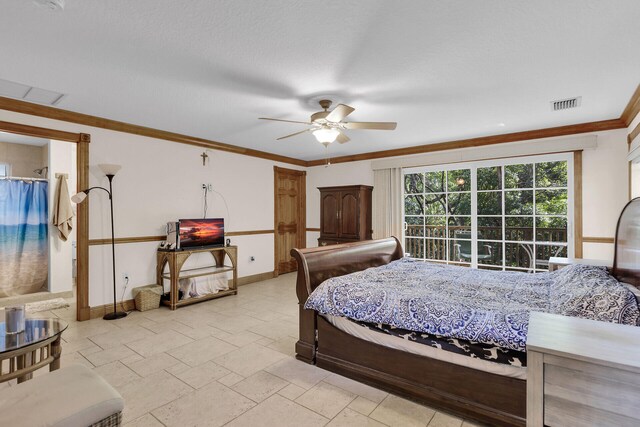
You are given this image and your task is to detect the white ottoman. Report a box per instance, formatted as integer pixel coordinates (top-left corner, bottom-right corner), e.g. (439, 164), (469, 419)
(0, 364), (124, 427)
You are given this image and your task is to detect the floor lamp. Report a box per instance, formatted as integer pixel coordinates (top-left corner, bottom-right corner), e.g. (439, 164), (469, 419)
(71, 164), (127, 320)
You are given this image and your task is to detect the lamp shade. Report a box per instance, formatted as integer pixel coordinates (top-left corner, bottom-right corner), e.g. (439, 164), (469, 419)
(98, 164), (121, 176)
(312, 128), (340, 144)
(70, 192), (87, 204)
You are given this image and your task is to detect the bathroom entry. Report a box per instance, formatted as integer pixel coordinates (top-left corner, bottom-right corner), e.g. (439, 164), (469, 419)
(0, 134), (77, 298)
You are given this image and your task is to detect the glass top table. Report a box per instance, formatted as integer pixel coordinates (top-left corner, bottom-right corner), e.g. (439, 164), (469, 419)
(0, 318), (68, 383)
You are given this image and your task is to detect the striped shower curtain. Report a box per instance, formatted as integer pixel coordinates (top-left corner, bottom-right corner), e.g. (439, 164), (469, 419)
(0, 180), (48, 297)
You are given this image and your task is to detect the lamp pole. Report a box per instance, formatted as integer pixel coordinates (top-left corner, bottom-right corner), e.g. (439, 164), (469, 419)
(103, 173), (126, 320)
(72, 179), (127, 320)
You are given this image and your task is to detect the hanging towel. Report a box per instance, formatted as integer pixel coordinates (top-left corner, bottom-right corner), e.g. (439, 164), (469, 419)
(52, 175), (74, 241)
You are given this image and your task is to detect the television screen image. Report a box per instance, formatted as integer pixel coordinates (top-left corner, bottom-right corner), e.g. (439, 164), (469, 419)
(178, 218), (224, 249)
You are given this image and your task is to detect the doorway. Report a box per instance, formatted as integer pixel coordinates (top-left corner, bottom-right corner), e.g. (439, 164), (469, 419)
(0, 138), (79, 300)
(0, 135), (50, 297)
(0, 120), (89, 320)
(273, 166), (306, 275)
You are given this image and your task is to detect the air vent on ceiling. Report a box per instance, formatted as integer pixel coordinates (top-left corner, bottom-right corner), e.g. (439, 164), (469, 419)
(0, 78), (66, 106)
(551, 96), (582, 111)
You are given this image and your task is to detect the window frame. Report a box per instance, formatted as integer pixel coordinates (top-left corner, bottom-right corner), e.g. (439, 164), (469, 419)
(402, 152), (575, 271)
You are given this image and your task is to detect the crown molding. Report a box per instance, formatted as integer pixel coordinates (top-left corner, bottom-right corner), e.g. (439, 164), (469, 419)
(0, 119), (84, 143)
(0, 96), (306, 167)
(1, 82), (638, 167)
(621, 84), (640, 126)
(306, 118), (626, 167)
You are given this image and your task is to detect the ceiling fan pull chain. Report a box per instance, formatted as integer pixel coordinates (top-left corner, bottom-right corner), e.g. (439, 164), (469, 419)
(323, 142), (331, 167)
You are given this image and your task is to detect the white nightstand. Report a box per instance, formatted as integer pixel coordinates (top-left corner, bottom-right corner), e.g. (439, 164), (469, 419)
(547, 257), (611, 272)
(526, 312), (640, 427)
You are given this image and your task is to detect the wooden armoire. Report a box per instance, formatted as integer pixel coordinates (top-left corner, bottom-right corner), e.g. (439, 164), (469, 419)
(318, 185), (373, 246)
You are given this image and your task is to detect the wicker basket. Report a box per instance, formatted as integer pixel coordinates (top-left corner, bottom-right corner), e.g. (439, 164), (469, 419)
(132, 285), (162, 312)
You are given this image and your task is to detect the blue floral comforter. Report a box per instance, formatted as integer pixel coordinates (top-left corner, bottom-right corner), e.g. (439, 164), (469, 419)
(304, 259), (640, 351)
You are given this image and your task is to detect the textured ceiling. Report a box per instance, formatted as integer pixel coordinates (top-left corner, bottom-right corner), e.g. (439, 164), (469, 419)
(1, 1), (639, 161)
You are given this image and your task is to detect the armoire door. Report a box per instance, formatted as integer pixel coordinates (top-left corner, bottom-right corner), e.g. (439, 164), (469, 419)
(320, 191), (340, 238)
(339, 190), (359, 239)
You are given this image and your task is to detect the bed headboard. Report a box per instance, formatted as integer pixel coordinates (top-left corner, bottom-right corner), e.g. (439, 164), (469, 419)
(612, 197), (640, 287)
(291, 237), (404, 302)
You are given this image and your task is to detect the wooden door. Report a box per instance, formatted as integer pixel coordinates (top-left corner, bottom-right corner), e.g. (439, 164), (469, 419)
(274, 167), (306, 275)
(320, 191), (339, 238)
(339, 190), (359, 239)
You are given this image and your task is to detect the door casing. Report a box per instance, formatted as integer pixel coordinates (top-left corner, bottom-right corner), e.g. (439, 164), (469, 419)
(0, 120), (90, 321)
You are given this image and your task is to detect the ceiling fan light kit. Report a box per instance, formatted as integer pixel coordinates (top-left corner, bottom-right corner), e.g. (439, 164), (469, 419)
(312, 127), (340, 144)
(260, 99), (397, 146)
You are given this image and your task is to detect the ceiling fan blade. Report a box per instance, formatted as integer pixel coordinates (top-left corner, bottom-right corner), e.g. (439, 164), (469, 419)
(326, 104), (355, 123)
(343, 121), (397, 130)
(259, 117), (311, 125)
(276, 128), (311, 140)
(336, 130), (350, 144)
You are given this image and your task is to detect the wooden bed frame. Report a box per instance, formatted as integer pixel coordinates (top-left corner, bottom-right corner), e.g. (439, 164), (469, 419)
(612, 197), (640, 288)
(291, 203), (640, 427)
(291, 237), (526, 426)
(291, 198), (640, 426)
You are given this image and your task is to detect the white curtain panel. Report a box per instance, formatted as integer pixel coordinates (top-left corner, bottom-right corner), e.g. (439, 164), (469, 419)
(372, 168), (403, 241)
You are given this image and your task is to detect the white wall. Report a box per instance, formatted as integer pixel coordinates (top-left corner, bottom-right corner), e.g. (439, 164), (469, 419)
(0, 141), (45, 177)
(629, 110), (640, 198)
(87, 140), (294, 306)
(0, 106), (630, 307)
(42, 144), (48, 172)
(0, 109), (304, 307)
(47, 140), (77, 294)
(581, 128), (629, 261)
(306, 129), (629, 262)
(631, 162), (640, 199)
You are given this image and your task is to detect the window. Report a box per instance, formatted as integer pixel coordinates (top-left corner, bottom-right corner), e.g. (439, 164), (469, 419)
(404, 168), (472, 265)
(403, 154), (573, 272)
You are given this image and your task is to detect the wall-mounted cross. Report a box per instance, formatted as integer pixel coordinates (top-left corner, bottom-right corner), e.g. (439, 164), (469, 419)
(201, 151), (209, 166)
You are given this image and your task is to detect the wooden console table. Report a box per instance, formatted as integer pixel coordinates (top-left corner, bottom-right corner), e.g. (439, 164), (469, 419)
(156, 246), (238, 310)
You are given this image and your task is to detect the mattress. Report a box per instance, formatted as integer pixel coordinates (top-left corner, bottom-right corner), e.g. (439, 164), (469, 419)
(354, 320), (527, 367)
(324, 314), (527, 380)
(306, 259), (640, 352)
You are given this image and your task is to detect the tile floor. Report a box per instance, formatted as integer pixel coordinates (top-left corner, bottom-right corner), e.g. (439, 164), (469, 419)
(2, 273), (484, 427)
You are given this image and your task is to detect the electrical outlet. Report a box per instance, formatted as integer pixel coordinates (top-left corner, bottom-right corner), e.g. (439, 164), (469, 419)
(122, 272), (130, 283)
(250, 256), (255, 262)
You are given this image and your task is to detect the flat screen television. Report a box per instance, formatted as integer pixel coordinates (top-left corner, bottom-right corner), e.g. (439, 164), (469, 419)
(178, 218), (224, 249)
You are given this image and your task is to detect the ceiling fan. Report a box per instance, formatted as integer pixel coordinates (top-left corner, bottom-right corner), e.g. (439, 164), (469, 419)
(259, 100), (397, 145)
